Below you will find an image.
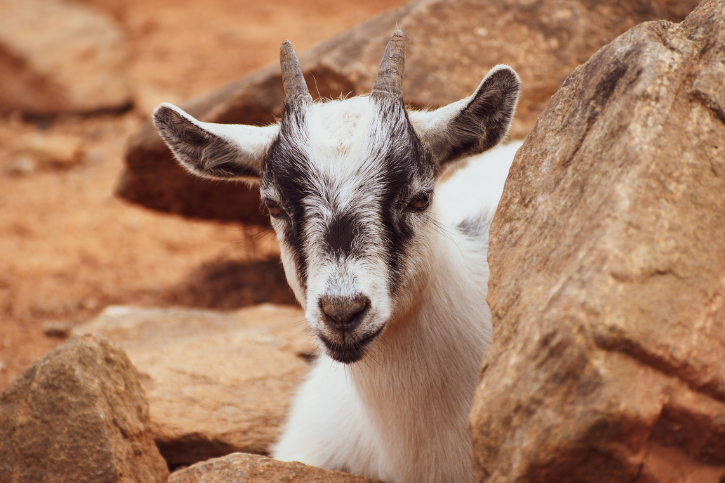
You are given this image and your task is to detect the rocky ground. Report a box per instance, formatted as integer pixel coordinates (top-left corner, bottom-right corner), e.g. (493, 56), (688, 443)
(0, 0), (407, 390)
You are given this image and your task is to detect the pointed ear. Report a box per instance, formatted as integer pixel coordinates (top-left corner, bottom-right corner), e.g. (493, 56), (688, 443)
(408, 65), (521, 166)
(152, 103), (279, 181)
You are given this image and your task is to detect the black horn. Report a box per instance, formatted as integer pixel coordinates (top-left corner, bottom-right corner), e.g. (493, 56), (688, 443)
(280, 40), (312, 104)
(372, 30), (406, 99)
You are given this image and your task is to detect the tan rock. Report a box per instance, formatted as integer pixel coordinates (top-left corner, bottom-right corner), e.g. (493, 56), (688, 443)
(0, 334), (169, 483)
(0, 0), (132, 115)
(119, 0), (699, 223)
(9, 132), (86, 170)
(73, 304), (315, 467)
(473, 0), (725, 481)
(168, 452), (383, 483)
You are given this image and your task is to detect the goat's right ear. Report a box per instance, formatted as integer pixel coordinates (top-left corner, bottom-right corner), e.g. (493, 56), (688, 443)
(408, 65), (520, 167)
(152, 103), (279, 182)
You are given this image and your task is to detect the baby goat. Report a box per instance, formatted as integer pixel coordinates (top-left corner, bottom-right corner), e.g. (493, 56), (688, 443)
(153, 31), (520, 483)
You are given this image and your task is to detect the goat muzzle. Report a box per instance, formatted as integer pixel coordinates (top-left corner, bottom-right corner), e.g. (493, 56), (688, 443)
(319, 293), (370, 333)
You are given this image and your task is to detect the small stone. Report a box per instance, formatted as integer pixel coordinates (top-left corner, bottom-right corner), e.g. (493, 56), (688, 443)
(11, 132), (85, 168)
(81, 297), (99, 310)
(42, 320), (72, 338)
(4, 154), (37, 175)
(88, 147), (106, 164)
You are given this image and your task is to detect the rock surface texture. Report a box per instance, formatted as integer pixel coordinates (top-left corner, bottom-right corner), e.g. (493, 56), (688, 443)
(0, 0), (132, 115)
(0, 334), (168, 483)
(472, 1), (725, 482)
(119, 0), (700, 223)
(72, 304), (314, 468)
(168, 453), (383, 483)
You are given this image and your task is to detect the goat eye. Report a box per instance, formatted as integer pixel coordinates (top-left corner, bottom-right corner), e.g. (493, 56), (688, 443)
(265, 201), (284, 218)
(409, 192), (431, 210)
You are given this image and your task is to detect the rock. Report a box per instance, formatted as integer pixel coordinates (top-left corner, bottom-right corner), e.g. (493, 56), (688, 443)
(42, 320), (73, 337)
(72, 304), (315, 468)
(0, 0), (132, 115)
(0, 334), (169, 483)
(168, 453), (383, 483)
(472, 0), (725, 482)
(4, 155), (37, 176)
(4, 131), (86, 175)
(9, 131), (86, 170)
(119, 0), (700, 224)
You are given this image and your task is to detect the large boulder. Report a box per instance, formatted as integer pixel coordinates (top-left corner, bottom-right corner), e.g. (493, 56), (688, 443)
(168, 453), (383, 483)
(0, 0), (132, 115)
(72, 304), (314, 468)
(0, 334), (168, 483)
(119, 0), (700, 224)
(471, 0), (725, 482)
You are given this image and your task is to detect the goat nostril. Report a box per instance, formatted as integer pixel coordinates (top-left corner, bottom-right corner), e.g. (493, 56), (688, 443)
(320, 294), (370, 327)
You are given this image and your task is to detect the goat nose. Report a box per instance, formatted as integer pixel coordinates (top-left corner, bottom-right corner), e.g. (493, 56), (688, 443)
(320, 294), (370, 329)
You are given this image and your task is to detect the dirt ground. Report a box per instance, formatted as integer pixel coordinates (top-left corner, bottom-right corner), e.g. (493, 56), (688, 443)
(0, 0), (409, 389)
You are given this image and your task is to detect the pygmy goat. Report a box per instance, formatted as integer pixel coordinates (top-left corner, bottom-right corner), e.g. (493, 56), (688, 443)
(153, 30), (520, 483)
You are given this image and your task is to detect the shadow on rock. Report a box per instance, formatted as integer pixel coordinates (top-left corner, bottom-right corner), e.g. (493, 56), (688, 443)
(163, 257), (296, 311)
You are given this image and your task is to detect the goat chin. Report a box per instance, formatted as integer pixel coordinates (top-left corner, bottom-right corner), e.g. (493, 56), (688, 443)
(272, 142), (519, 483)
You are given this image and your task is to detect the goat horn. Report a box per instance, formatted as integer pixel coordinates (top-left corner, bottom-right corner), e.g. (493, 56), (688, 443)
(280, 40), (312, 104)
(372, 30), (406, 99)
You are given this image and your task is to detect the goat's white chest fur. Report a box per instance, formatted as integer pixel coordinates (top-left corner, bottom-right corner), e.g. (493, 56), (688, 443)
(152, 30), (520, 483)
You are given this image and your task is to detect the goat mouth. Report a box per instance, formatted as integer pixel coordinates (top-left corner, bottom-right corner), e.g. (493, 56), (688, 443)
(318, 325), (385, 364)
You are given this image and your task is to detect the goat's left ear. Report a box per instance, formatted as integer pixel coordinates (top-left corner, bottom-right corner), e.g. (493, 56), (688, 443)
(153, 103), (279, 182)
(408, 65), (520, 167)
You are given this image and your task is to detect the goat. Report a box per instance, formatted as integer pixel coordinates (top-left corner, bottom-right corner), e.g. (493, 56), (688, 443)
(153, 31), (520, 483)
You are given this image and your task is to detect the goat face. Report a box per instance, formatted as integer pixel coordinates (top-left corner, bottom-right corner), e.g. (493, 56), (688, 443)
(153, 31), (520, 364)
(261, 94), (438, 363)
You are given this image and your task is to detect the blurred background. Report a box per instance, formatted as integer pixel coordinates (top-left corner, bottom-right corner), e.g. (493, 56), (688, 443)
(0, 0), (409, 389)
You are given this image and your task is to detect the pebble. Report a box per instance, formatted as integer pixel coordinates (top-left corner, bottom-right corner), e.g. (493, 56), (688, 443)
(43, 320), (73, 338)
(5, 155), (37, 175)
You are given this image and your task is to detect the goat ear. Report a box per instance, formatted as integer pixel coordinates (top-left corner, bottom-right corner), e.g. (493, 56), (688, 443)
(409, 65), (520, 167)
(152, 103), (278, 181)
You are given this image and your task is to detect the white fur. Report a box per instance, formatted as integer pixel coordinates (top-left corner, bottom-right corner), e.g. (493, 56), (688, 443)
(273, 141), (520, 483)
(436, 141), (523, 227)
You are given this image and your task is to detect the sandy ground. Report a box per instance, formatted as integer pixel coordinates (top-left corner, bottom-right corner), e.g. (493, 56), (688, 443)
(0, 0), (409, 389)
